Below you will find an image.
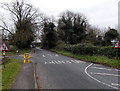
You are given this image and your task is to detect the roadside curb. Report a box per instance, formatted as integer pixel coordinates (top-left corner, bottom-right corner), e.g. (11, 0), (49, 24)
(33, 62), (41, 89)
(33, 62), (38, 89)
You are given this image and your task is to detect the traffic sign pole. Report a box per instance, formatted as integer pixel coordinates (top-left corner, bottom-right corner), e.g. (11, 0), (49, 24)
(114, 41), (120, 59)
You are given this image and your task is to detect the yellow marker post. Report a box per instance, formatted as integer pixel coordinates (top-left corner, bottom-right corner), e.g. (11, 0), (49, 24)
(24, 53), (30, 63)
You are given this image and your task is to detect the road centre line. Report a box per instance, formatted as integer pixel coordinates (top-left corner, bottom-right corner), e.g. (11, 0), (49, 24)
(90, 72), (120, 77)
(91, 67), (120, 71)
(85, 63), (118, 89)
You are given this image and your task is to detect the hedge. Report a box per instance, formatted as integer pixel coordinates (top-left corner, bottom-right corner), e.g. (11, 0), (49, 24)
(64, 44), (120, 58)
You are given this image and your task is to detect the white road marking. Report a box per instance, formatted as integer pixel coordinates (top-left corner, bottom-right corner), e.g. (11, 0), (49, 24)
(48, 54), (53, 57)
(71, 60), (86, 63)
(70, 60), (74, 62)
(111, 83), (120, 86)
(54, 61), (59, 64)
(75, 60), (85, 63)
(36, 47), (40, 49)
(55, 54), (59, 57)
(61, 61), (65, 64)
(85, 63), (118, 89)
(90, 72), (120, 77)
(45, 61), (47, 64)
(93, 64), (103, 66)
(57, 60), (62, 64)
(91, 67), (120, 71)
(50, 61), (55, 64)
(42, 55), (45, 57)
(66, 60), (72, 63)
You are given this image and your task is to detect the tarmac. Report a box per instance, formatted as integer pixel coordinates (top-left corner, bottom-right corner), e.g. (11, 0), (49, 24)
(11, 63), (35, 89)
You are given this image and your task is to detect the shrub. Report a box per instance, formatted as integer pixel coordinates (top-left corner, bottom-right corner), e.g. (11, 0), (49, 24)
(8, 45), (17, 52)
(64, 43), (98, 56)
(99, 46), (120, 58)
(64, 44), (120, 58)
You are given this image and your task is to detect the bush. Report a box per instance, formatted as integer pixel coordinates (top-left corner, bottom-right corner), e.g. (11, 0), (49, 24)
(55, 40), (66, 50)
(64, 43), (99, 56)
(8, 45), (17, 52)
(99, 46), (120, 58)
(64, 44), (120, 58)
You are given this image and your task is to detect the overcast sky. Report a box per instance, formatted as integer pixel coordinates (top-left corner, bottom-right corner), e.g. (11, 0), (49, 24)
(0, 0), (119, 29)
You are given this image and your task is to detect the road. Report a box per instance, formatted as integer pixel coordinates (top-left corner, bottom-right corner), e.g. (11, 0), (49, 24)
(30, 48), (119, 90)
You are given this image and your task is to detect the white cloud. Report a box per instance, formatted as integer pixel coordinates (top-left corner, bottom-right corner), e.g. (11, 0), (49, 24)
(0, 0), (119, 28)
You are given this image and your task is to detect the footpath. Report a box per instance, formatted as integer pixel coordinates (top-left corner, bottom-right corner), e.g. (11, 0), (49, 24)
(9, 55), (35, 89)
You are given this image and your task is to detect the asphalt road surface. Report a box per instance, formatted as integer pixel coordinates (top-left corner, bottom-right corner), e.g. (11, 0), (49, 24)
(30, 47), (119, 90)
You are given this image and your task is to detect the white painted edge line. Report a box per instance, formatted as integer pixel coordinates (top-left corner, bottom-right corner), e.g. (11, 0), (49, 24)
(90, 72), (120, 77)
(85, 63), (118, 89)
(111, 83), (120, 86)
(112, 83), (120, 86)
(91, 67), (120, 71)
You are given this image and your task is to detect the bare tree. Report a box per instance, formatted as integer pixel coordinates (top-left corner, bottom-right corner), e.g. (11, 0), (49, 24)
(0, 0), (43, 48)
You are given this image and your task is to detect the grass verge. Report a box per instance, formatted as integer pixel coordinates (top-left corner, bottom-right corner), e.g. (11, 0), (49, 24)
(52, 49), (120, 69)
(6, 49), (31, 56)
(2, 59), (22, 89)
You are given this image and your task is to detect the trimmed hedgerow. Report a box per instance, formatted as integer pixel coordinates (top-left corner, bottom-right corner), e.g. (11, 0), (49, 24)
(64, 44), (120, 58)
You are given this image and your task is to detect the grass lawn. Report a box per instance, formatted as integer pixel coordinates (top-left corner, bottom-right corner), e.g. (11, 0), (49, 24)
(0, 65), (2, 90)
(2, 59), (22, 89)
(5, 49), (31, 56)
(53, 49), (120, 69)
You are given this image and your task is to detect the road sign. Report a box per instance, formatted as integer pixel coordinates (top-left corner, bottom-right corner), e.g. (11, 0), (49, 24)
(0, 43), (9, 51)
(114, 42), (120, 48)
(24, 53), (30, 63)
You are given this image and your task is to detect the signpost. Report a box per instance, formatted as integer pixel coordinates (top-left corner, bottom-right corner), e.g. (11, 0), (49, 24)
(114, 41), (120, 59)
(0, 43), (9, 51)
(24, 53), (30, 63)
(0, 43), (9, 58)
(0, 43), (9, 68)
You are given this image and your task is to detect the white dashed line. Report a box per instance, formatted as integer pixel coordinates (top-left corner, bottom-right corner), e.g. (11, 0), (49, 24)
(48, 54), (53, 57)
(71, 60), (86, 63)
(50, 61), (55, 64)
(66, 60), (72, 63)
(44, 60), (87, 65)
(90, 72), (120, 77)
(45, 61), (47, 64)
(54, 61), (60, 64)
(57, 60), (62, 64)
(111, 83), (120, 86)
(55, 54), (59, 57)
(85, 63), (118, 89)
(42, 55), (45, 57)
(93, 64), (103, 66)
(61, 61), (65, 64)
(91, 67), (119, 71)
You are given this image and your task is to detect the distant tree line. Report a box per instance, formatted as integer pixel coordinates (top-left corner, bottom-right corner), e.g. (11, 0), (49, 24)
(0, 0), (119, 49)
